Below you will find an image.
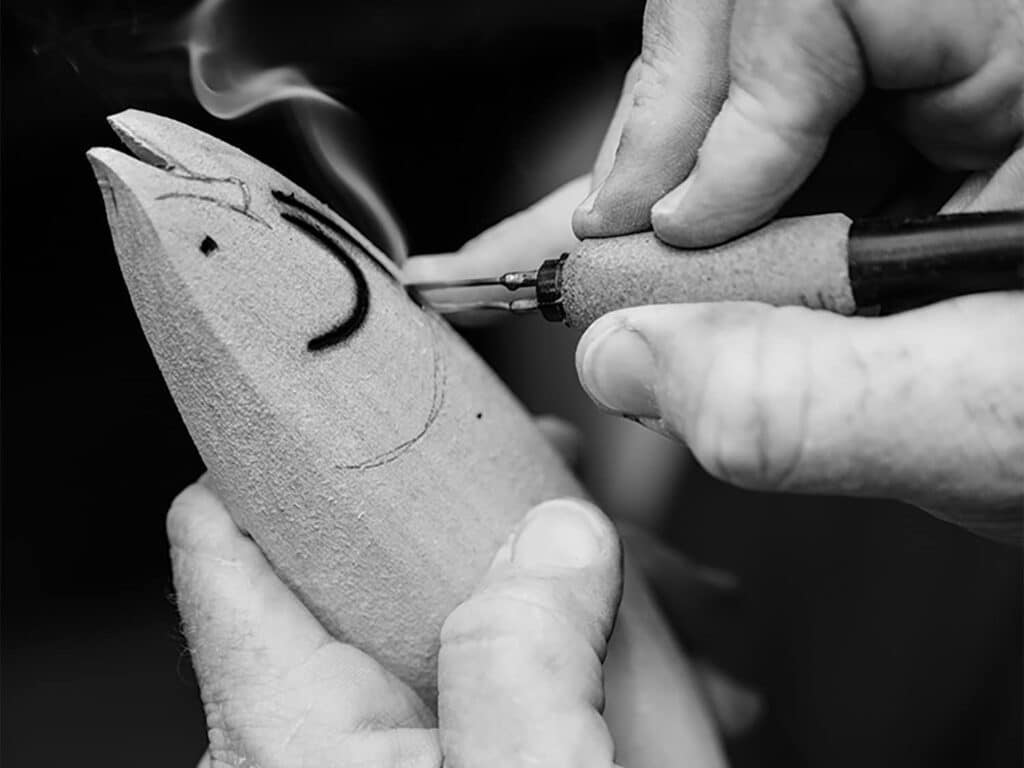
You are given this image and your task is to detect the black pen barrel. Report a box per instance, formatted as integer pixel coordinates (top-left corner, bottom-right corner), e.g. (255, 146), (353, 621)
(848, 210), (1024, 309)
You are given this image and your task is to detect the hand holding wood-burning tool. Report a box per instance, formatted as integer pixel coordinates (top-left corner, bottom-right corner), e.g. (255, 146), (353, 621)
(574, 0), (1024, 545)
(572, 0), (1024, 247)
(410, 210), (1024, 326)
(405, 0), (1024, 544)
(408, 201), (1024, 544)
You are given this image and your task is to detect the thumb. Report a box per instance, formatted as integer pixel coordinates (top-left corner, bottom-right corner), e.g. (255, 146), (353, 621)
(438, 499), (623, 767)
(575, 297), (1024, 543)
(651, 0), (864, 247)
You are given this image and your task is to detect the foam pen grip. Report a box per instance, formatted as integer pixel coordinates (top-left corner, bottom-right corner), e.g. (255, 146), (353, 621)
(559, 213), (856, 328)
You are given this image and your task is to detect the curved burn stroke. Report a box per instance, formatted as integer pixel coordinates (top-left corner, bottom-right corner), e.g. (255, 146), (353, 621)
(278, 211), (370, 350)
(273, 190), (398, 279)
(273, 188), (448, 469)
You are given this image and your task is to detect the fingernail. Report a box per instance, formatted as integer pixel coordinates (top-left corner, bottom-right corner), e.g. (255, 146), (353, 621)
(513, 500), (605, 569)
(577, 319), (658, 417)
(651, 175), (694, 226)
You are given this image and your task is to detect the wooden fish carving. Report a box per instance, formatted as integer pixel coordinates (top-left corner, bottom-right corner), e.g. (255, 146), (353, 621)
(87, 110), (722, 766)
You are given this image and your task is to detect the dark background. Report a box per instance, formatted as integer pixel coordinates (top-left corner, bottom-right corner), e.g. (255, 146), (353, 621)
(2, 2), (1021, 766)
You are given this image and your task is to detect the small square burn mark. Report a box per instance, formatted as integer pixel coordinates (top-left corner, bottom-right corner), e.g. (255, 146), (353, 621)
(200, 235), (219, 256)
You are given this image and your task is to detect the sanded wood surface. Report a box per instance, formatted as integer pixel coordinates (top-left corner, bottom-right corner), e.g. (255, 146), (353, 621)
(88, 111), (724, 765)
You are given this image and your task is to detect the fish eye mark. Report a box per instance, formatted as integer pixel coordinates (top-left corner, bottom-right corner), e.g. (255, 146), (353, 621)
(279, 211), (370, 351)
(200, 235), (219, 255)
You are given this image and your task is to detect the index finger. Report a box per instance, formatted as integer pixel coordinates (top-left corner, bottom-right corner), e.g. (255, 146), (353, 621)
(572, 0), (734, 238)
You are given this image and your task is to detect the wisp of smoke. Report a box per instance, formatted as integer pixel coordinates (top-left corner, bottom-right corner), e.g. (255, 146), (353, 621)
(181, 0), (407, 260)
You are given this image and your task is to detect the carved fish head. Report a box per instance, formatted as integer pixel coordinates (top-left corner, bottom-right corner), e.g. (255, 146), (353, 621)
(87, 110), (443, 473)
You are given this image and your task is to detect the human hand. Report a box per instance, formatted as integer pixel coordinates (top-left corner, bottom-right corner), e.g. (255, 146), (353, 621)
(574, 159), (1024, 543)
(574, 0), (1024, 245)
(568, 0), (1024, 544)
(172, 480), (630, 768)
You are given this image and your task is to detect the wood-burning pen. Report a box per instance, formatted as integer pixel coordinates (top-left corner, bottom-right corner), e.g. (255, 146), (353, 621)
(408, 210), (1024, 328)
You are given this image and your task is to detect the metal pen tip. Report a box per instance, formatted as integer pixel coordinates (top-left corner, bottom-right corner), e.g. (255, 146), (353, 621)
(407, 269), (539, 293)
(429, 297), (540, 315)
(408, 276), (504, 290)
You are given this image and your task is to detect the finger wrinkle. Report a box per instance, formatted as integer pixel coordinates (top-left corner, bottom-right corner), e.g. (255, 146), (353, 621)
(726, 83), (833, 155)
(172, 546), (246, 570)
(457, 579), (614, 658)
(279, 703), (312, 749)
(959, 394), (1024, 485)
(657, 304), (820, 490)
(345, 730), (442, 768)
(748, 318), (806, 490)
(443, 587), (612, 662)
(443, 621), (603, 692)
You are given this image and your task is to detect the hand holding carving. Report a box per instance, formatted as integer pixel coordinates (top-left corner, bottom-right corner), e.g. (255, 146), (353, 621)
(171, 481), (622, 768)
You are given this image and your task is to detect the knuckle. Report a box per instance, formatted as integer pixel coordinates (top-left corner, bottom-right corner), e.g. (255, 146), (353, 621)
(443, 581), (561, 642)
(632, 56), (671, 113)
(723, 84), (823, 158)
(441, 580), (605, 672)
(730, 0), (861, 133)
(549, 709), (617, 766)
(953, 323), (1024, 489)
(203, 700), (256, 768)
(635, 3), (706, 109)
(640, 0), (681, 70)
(633, 3), (728, 122)
(675, 306), (814, 490)
(441, 604), (565, 692)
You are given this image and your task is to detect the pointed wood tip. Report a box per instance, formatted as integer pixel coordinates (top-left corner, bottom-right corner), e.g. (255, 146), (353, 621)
(106, 110), (192, 171)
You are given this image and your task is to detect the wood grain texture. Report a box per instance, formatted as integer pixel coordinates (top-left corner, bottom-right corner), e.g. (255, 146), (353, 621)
(88, 111), (724, 766)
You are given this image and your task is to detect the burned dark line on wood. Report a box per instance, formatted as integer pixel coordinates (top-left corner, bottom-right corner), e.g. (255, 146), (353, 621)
(280, 211), (371, 350)
(276, 190), (447, 467)
(272, 189), (397, 281)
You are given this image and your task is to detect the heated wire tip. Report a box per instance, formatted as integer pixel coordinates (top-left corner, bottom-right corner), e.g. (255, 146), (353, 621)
(429, 298), (541, 315)
(405, 269), (540, 315)
(407, 270), (539, 292)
